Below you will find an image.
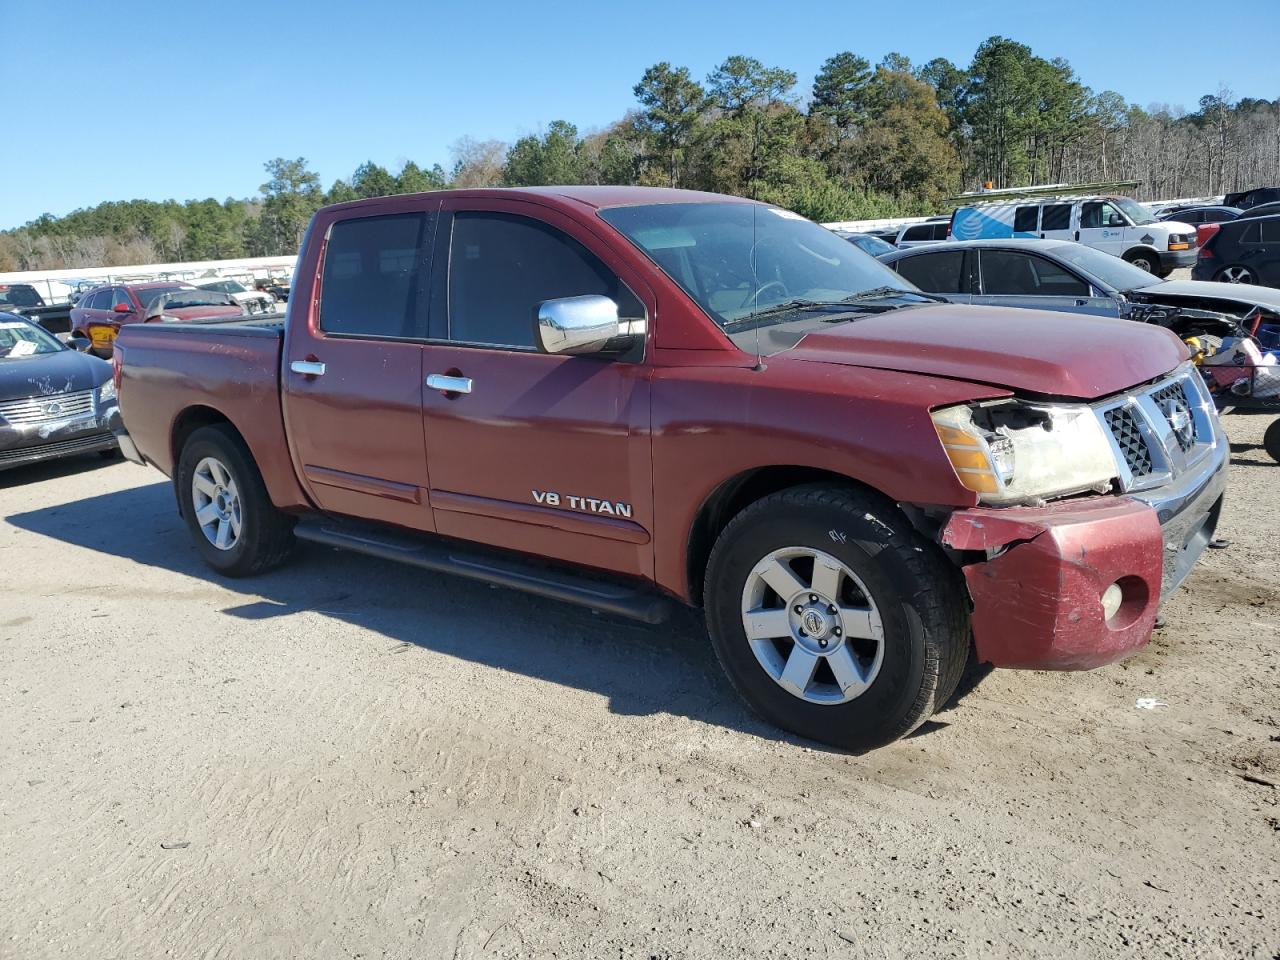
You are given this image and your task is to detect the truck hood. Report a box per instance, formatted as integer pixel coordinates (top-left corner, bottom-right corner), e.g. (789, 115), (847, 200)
(784, 304), (1189, 400)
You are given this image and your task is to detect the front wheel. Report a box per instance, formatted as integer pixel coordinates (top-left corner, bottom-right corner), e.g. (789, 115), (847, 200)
(176, 424), (295, 576)
(1264, 418), (1280, 463)
(1124, 249), (1159, 273)
(704, 485), (970, 751)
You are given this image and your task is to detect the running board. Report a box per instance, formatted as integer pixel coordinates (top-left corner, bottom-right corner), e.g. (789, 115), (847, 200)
(294, 517), (675, 624)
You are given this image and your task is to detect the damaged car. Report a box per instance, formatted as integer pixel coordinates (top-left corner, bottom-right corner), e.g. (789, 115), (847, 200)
(881, 238), (1279, 345)
(0, 313), (120, 472)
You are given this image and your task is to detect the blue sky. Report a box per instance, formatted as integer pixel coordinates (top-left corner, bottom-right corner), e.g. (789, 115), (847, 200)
(3, 0), (1276, 229)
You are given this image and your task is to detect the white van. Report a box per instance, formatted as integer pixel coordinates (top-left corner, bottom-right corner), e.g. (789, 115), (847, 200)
(949, 196), (1197, 276)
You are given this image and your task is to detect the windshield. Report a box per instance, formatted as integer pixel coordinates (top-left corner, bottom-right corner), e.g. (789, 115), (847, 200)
(1114, 197), (1158, 226)
(598, 202), (920, 331)
(0, 285), (44, 308)
(0, 317), (62, 359)
(845, 234), (896, 256)
(1050, 243), (1163, 292)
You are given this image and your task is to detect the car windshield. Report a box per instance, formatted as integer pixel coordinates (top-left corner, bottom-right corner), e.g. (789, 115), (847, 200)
(0, 317), (62, 359)
(599, 202), (923, 333)
(1114, 197), (1158, 226)
(845, 234), (895, 256)
(1049, 243), (1163, 292)
(0, 285), (43, 308)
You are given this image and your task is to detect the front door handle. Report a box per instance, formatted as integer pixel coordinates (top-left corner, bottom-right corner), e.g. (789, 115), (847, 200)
(426, 373), (473, 394)
(290, 359), (326, 377)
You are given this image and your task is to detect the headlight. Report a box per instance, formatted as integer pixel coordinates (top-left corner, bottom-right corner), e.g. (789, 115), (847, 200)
(932, 400), (1117, 505)
(97, 379), (117, 403)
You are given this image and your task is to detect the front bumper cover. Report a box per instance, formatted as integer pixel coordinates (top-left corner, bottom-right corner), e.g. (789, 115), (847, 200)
(940, 439), (1227, 670)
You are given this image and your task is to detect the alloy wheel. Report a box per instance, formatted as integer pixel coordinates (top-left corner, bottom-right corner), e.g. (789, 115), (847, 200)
(192, 456), (242, 551)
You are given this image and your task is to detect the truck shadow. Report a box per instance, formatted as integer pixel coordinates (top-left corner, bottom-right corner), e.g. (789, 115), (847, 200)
(6, 481), (982, 750)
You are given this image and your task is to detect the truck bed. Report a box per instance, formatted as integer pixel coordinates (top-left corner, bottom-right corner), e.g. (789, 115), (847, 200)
(115, 316), (310, 511)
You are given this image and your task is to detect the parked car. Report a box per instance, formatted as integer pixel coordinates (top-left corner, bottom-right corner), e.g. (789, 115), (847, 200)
(112, 186), (1227, 752)
(893, 218), (950, 248)
(0, 283), (74, 335)
(0, 313), (119, 471)
(70, 282), (243, 357)
(1192, 214), (1280, 286)
(1235, 201), (1280, 221)
(192, 278), (277, 314)
(256, 278), (291, 302)
(1222, 186), (1280, 210)
(1158, 205), (1242, 225)
(949, 195), (1196, 276)
(833, 231), (896, 257)
(880, 238), (1279, 343)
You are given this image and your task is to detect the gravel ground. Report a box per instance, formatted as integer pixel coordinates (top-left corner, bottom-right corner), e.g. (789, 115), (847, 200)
(1, 416), (1277, 960)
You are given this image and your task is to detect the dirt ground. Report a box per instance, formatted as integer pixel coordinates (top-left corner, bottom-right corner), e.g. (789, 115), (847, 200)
(1, 416), (1277, 960)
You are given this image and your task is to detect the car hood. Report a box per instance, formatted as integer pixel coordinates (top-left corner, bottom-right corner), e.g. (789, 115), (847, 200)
(0, 347), (110, 402)
(1134, 279), (1280, 311)
(155, 304), (245, 321)
(783, 304), (1189, 400)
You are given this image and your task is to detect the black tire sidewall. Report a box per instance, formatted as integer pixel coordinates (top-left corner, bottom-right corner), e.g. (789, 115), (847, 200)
(1264, 418), (1280, 463)
(706, 497), (931, 749)
(176, 428), (270, 576)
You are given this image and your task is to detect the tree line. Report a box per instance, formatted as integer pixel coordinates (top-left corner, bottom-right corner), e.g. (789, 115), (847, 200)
(3, 34), (1278, 272)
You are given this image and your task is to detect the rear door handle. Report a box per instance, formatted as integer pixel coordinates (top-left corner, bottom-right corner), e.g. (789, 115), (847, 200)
(426, 373), (472, 394)
(290, 360), (326, 377)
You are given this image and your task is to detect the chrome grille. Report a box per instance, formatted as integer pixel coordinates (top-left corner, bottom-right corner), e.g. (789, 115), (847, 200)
(0, 389), (95, 425)
(1094, 365), (1218, 492)
(1104, 406), (1153, 477)
(1150, 380), (1196, 452)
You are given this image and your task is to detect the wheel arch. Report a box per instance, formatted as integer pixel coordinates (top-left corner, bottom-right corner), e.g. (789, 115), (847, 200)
(1122, 245), (1161, 266)
(684, 465), (891, 606)
(171, 404), (241, 468)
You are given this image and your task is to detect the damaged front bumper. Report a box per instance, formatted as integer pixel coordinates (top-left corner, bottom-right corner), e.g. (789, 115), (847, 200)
(940, 438), (1227, 670)
(0, 404), (121, 471)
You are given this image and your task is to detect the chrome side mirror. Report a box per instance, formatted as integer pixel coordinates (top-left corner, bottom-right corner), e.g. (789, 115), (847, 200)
(67, 335), (92, 353)
(535, 295), (621, 356)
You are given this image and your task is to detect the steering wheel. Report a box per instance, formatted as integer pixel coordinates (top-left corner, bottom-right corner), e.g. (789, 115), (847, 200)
(742, 279), (789, 309)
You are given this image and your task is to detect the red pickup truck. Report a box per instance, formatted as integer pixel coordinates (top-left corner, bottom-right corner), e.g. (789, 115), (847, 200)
(112, 187), (1227, 750)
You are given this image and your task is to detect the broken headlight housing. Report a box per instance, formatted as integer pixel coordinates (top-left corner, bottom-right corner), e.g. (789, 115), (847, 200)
(931, 400), (1118, 506)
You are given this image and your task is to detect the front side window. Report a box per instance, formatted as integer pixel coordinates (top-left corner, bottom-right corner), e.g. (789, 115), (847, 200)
(894, 251), (966, 293)
(1013, 206), (1038, 233)
(981, 250), (1088, 297)
(320, 213), (428, 339)
(447, 211), (640, 348)
(111, 288), (133, 310)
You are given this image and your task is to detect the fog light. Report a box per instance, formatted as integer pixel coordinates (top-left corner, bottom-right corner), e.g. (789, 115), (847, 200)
(1101, 583), (1124, 621)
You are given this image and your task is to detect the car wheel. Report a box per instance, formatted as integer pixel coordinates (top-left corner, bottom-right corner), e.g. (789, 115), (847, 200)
(703, 484), (969, 751)
(1124, 250), (1158, 273)
(176, 424), (296, 577)
(1264, 418), (1280, 464)
(1215, 265), (1257, 284)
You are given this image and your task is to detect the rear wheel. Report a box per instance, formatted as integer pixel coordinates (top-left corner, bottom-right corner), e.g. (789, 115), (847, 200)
(1215, 265), (1257, 284)
(704, 484), (969, 751)
(176, 424), (295, 576)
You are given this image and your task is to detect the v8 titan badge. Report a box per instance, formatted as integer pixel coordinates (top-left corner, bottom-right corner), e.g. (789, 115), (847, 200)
(532, 490), (633, 518)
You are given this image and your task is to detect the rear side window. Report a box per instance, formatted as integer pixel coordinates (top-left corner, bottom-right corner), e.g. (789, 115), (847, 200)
(901, 224), (933, 241)
(1041, 204), (1072, 231)
(447, 211), (641, 348)
(83, 290), (107, 310)
(894, 251), (966, 293)
(1261, 220), (1280, 244)
(1237, 221), (1262, 244)
(1013, 207), (1038, 233)
(320, 213), (429, 339)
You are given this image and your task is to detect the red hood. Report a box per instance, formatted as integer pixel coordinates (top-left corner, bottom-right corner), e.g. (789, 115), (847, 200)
(160, 304), (244, 321)
(784, 304), (1189, 400)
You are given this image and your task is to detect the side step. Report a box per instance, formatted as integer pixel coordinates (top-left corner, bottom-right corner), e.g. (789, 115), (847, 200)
(294, 517), (675, 624)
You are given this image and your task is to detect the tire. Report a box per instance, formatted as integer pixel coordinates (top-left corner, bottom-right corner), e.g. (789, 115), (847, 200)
(1264, 418), (1280, 464)
(1123, 249), (1159, 274)
(176, 424), (295, 577)
(1214, 265), (1257, 284)
(703, 484), (970, 752)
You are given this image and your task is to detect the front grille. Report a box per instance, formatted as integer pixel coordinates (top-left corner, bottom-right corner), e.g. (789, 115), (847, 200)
(1150, 381), (1196, 452)
(0, 389), (95, 425)
(1104, 406), (1153, 477)
(0, 433), (112, 464)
